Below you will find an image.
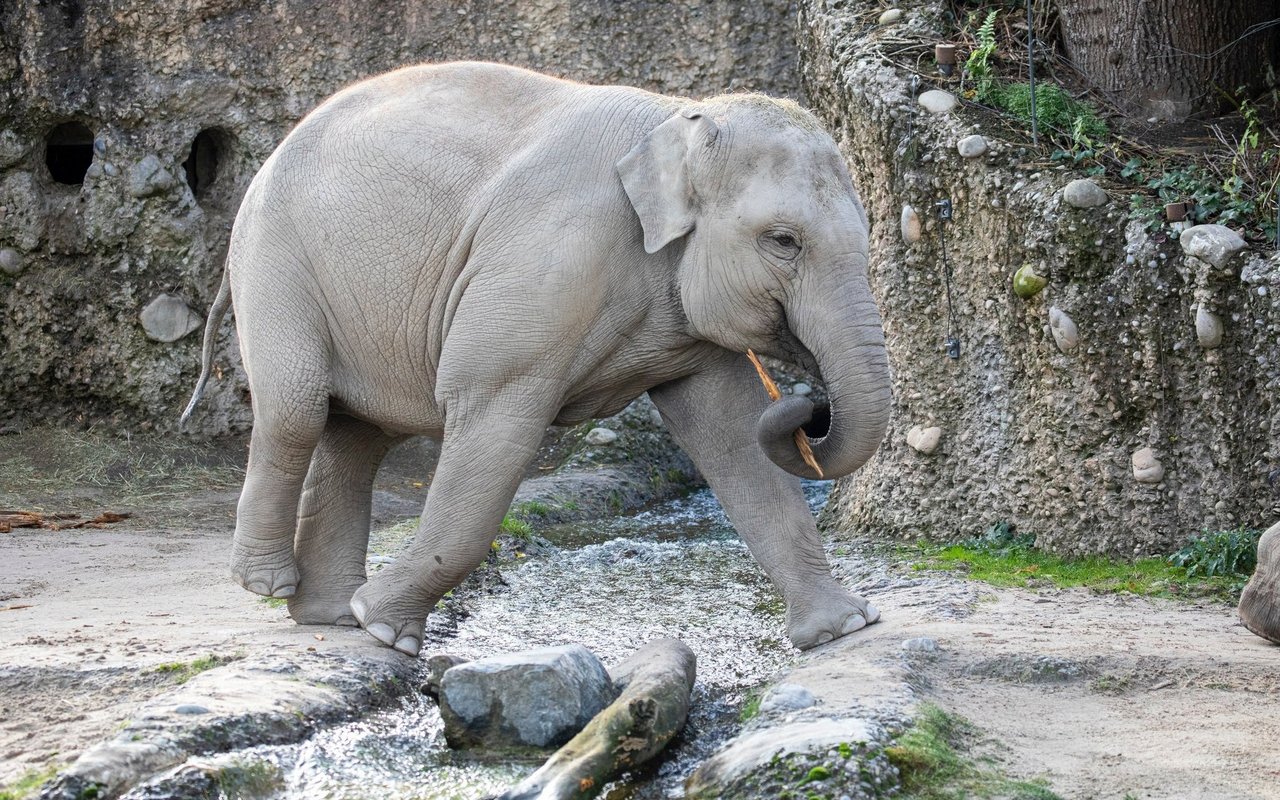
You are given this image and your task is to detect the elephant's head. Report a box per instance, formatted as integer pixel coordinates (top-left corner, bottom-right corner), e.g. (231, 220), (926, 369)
(617, 95), (891, 480)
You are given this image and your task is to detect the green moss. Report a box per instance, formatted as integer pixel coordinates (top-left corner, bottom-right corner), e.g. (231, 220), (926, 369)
(887, 704), (1061, 800)
(259, 597), (288, 608)
(738, 687), (764, 722)
(215, 760), (282, 798)
(0, 764), (60, 800)
(151, 654), (229, 684)
(908, 523), (1245, 603)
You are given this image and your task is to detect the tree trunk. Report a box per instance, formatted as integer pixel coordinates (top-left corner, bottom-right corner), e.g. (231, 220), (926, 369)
(1055, 0), (1280, 119)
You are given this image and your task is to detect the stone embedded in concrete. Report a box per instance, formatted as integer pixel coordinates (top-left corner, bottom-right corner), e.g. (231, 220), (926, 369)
(139, 294), (203, 342)
(0, 247), (24, 276)
(584, 427), (618, 446)
(758, 683), (817, 713)
(0, 129), (26, 168)
(917, 89), (958, 114)
(1195, 306), (1223, 349)
(1048, 307), (1079, 353)
(128, 154), (178, 198)
(1132, 448), (1164, 484)
(791, 382), (812, 396)
(956, 134), (988, 158)
(906, 425), (942, 455)
(1179, 224), (1246, 268)
(1062, 178), (1107, 209)
(1012, 263), (1047, 299)
(877, 8), (903, 24)
(438, 644), (615, 750)
(900, 204), (922, 244)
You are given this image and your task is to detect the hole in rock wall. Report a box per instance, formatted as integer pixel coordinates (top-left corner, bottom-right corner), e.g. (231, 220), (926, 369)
(183, 129), (222, 197)
(45, 122), (95, 185)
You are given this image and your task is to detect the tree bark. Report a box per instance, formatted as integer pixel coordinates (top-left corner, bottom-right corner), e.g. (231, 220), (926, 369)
(490, 639), (696, 800)
(1055, 0), (1279, 119)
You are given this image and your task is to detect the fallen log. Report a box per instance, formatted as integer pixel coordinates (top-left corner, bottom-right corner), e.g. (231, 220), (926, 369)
(490, 638), (696, 800)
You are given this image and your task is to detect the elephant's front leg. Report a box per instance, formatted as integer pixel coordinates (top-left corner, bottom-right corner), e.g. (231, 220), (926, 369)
(650, 353), (879, 649)
(349, 394), (553, 656)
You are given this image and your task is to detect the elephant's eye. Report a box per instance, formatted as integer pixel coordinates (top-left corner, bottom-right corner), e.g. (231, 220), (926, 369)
(760, 230), (802, 260)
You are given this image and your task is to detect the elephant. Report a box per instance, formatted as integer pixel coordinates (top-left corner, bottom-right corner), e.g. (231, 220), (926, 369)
(183, 61), (892, 657)
(1240, 522), (1279, 645)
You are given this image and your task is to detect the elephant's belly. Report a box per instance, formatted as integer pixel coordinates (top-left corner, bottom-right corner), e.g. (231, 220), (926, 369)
(328, 368), (444, 438)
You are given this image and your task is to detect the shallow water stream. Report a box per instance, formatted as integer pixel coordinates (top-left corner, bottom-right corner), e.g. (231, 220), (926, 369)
(251, 484), (830, 799)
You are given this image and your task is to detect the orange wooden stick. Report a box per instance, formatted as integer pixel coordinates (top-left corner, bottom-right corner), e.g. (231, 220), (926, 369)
(746, 350), (824, 478)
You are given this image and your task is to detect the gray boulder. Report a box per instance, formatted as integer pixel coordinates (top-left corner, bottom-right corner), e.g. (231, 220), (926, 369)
(1062, 178), (1107, 209)
(438, 644), (615, 750)
(1179, 224), (1246, 268)
(139, 294), (202, 343)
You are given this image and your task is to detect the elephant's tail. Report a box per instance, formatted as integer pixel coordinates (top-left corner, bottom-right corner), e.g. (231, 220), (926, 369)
(180, 267), (233, 425)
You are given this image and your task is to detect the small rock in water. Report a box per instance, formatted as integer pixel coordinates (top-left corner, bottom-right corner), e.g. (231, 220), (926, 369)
(878, 8), (903, 24)
(139, 294), (203, 343)
(1062, 178), (1107, 209)
(438, 644), (615, 750)
(956, 134), (988, 158)
(791, 382), (812, 397)
(1132, 448), (1164, 484)
(1048, 307), (1079, 353)
(900, 204), (922, 245)
(759, 683), (817, 713)
(1179, 224), (1246, 268)
(917, 90), (958, 114)
(421, 653), (469, 700)
(1195, 306), (1223, 349)
(584, 427), (618, 446)
(902, 637), (939, 653)
(906, 425), (942, 455)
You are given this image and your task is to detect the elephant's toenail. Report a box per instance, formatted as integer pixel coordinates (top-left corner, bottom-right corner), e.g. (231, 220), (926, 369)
(817, 631), (835, 645)
(841, 614), (869, 636)
(350, 597), (368, 624)
(334, 615), (358, 627)
(394, 636), (421, 656)
(366, 622), (397, 645)
(273, 585), (296, 599)
(862, 603), (882, 625)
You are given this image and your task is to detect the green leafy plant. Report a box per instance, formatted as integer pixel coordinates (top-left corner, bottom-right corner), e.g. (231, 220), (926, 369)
(964, 10), (1000, 101)
(1168, 528), (1262, 579)
(498, 514), (532, 540)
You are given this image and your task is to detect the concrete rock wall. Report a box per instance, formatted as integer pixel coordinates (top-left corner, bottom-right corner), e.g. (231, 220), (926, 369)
(798, 0), (1279, 555)
(0, 0), (799, 434)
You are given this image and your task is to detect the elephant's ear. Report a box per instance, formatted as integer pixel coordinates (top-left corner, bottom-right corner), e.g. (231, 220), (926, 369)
(617, 108), (719, 254)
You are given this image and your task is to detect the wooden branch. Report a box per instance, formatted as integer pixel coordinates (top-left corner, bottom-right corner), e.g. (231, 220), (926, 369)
(745, 350), (824, 478)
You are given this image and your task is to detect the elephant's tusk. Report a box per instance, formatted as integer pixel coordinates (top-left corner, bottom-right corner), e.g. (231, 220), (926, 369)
(746, 350), (824, 478)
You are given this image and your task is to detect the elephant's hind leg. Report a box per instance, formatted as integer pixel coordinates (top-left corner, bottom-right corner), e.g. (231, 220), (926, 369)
(1240, 522), (1280, 645)
(288, 415), (406, 625)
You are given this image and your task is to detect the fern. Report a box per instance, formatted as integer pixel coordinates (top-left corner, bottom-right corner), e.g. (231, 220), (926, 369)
(964, 10), (1000, 101)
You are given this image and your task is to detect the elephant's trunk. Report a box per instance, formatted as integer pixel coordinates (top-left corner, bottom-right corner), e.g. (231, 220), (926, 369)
(757, 275), (891, 480)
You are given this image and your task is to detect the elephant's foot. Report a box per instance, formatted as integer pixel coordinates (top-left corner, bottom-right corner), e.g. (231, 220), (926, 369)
(230, 541), (299, 599)
(349, 576), (432, 657)
(287, 589), (361, 627)
(1239, 579), (1280, 645)
(785, 586), (880, 650)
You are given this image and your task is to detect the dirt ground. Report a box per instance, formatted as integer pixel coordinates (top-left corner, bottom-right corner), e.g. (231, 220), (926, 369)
(2, 429), (1278, 799)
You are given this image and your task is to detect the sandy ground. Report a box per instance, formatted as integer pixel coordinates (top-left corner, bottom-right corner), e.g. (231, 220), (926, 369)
(2, 429), (1278, 799)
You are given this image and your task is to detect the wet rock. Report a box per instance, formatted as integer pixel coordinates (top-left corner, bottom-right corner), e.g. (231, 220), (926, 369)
(917, 89), (958, 114)
(758, 683), (817, 713)
(172, 704), (209, 715)
(139, 294), (203, 342)
(123, 755), (281, 800)
(902, 637), (939, 653)
(438, 644), (615, 750)
(583, 427), (618, 446)
(906, 425), (942, 455)
(1132, 448), (1164, 484)
(956, 134), (988, 158)
(421, 653), (469, 700)
(1012, 263), (1047, 298)
(1048, 307), (1079, 353)
(127, 154), (178, 198)
(686, 717), (896, 800)
(900, 204), (921, 244)
(1179, 224), (1246, 268)
(1195, 306), (1223, 349)
(0, 247), (24, 276)
(877, 8), (903, 24)
(791, 382), (812, 396)
(1062, 178), (1107, 209)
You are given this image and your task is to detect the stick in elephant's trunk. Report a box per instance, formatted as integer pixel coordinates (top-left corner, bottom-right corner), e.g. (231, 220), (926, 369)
(746, 350), (824, 478)
(489, 638), (697, 800)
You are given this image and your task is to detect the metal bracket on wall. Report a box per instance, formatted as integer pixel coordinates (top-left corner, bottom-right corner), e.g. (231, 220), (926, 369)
(936, 198), (960, 359)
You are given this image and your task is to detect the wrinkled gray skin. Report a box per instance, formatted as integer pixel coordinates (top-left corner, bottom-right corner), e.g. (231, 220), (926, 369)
(1240, 522), (1279, 645)
(185, 62), (892, 657)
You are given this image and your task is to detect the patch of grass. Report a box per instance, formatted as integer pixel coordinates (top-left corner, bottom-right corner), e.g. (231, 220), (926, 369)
(151, 654), (229, 684)
(259, 597), (288, 608)
(510, 500), (551, 517)
(887, 704), (1061, 800)
(738, 687), (764, 722)
(499, 514), (532, 540)
(0, 763), (60, 800)
(909, 522), (1246, 602)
